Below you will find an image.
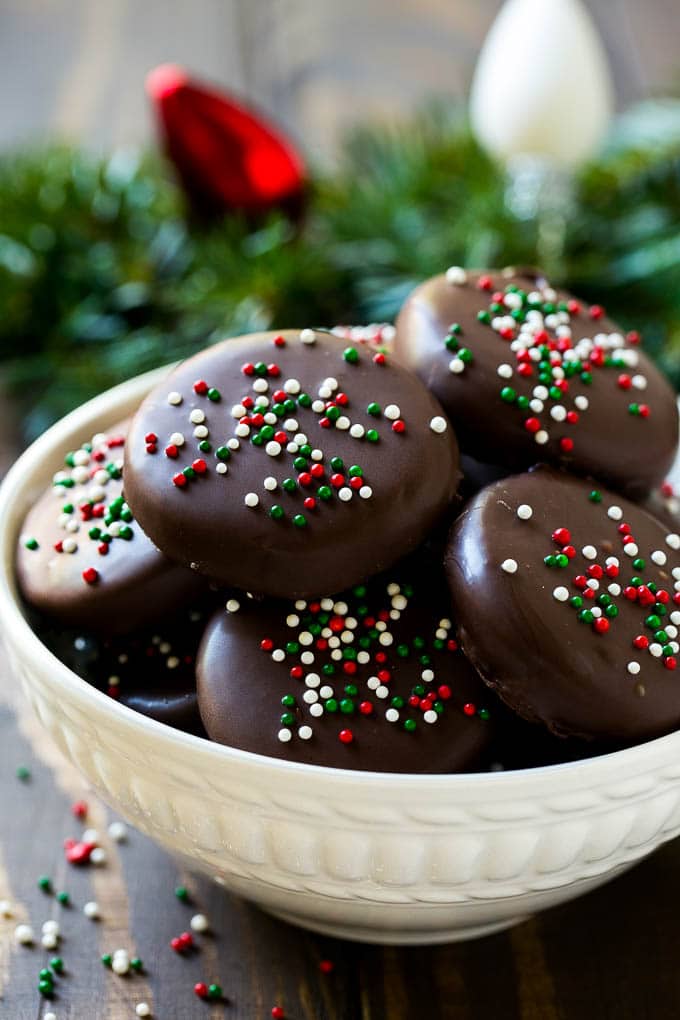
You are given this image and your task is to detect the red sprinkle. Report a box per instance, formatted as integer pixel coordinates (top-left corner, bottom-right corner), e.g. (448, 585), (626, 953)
(524, 417), (540, 434)
(172, 473), (187, 488)
(593, 618), (609, 635)
(589, 304), (604, 320)
(319, 960), (334, 974)
(165, 444), (179, 459)
(194, 983), (209, 999)
(665, 657), (677, 671)
(338, 729), (354, 745)
(633, 635), (649, 649)
(552, 527), (571, 545)
(72, 800), (88, 819)
(392, 419), (406, 433)
(273, 335), (286, 347)
(144, 433), (157, 444)
(193, 379), (208, 395)
(462, 702), (476, 716)
(373, 352), (386, 365)
(82, 567), (98, 585)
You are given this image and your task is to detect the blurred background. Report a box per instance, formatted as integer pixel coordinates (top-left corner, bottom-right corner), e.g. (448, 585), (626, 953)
(1, 0), (680, 439)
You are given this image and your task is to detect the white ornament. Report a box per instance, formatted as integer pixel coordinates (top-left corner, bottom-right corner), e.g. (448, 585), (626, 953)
(470, 0), (613, 168)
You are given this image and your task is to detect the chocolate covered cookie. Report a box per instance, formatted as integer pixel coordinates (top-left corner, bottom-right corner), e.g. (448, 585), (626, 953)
(16, 424), (205, 632)
(394, 268), (678, 498)
(38, 599), (215, 734)
(125, 330), (459, 598)
(197, 562), (495, 772)
(446, 467), (680, 741)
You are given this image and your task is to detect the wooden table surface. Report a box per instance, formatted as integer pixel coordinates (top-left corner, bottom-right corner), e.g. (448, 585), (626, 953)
(2, 652), (680, 1020)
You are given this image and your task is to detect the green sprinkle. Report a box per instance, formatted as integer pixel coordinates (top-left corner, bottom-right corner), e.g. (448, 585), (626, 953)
(516, 395), (530, 410)
(404, 718), (417, 733)
(458, 347), (473, 363)
(578, 609), (594, 624)
(285, 642), (299, 655)
(555, 554), (569, 568)
(500, 386), (516, 403)
(208, 984), (223, 1000)
(449, 322), (462, 335)
(367, 402), (381, 416)
(391, 696), (405, 708)
(570, 596), (583, 608)
(175, 886), (190, 902)
(366, 429), (379, 443)
(298, 393), (312, 408)
(38, 980), (54, 997)
(254, 361), (267, 376)
(318, 485), (332, 501)
(24, 537), (39, 550)
(580, 371), (592, 384)
(326, 405), (340, 422)
(344, 684), (358, 696)
(50, 957), (64, 973)
(207, 387), (221, 401)
(589, 490), (602, 503)
(654, 630), (669, 643)
(282, 478), (297, 493)
(280, 712), (295, 727)
(39, 969), (52, 982)
(322, 663), (335, 676)
(633, 558), (646, 570)
(118, 525), (133, 540)
(199, 440), (211, 453)
(56, 891), (69, 906)
(325, 698), (338, 713)
(348, 465), (363, 478)
(260, 425), (275, 441)
(293, 456), (307, 471)
(38, 876), (52, 892)
(397, 644), (410, 658)
(343, 346), (359, 364)
(477, 310), (491, 324)
(300, 444), (312, 457)
(130, 957), (144, 972)
(330, 456), (344, 471)
(544, 555), (557, 568)
(16, 766), (30, 781)
(281, 694), (295, 707)
(269, 505), (285, 520)
(444, 335), (459, 352)
(101, 954), (112, 967)
(339, 699), (354, 714)
(292, 514), (307, 528)
(182, 466), (195, 479)
(645, 614), (661, 629)
(62, 503), (74, 514)
(478, 708), (490, 721)
(605, 604), (619, 619)
(88, 526), (101, 540)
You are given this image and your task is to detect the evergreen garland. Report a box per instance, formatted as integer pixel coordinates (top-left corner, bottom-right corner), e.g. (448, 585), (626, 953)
(1, 100), (679, 439)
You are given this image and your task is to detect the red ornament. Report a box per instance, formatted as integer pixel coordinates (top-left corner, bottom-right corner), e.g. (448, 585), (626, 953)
(146, 64), (306, 217)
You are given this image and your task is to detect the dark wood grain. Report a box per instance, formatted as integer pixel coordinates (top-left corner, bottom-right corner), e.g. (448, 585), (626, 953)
(3, 660), (680, 1020)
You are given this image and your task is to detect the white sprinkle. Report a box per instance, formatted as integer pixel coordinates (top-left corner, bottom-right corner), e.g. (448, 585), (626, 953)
(253, 378), (269, 393)
(284, 378), (301, 395)
(517, 504), (533, 520)
(534, 430), (549, 445)
(167, 391), (183, 406)
(376, 685), (390, 699)
(336, 416), (351, 430)
(82, 827), (99, 844)
(264, 476), (277, 491)
(667, 625), (678, 639)
(666, 533), (680, 550)
(300, 651), (315, 665)
(324, 376), (339, 391)
(14, 924), (33, 945)
(90, 847), (107, 865)
(271, 649), (285, 662)
(334, 601), (348, 614)
(338, 487), (353, 502)
(311, 449), (323, 461)
(231, 403), (246, 418)
(530, 399), (544, 414)
(501, 559), (518, 574)
(244, 493), (259, 508)
(385, 404), (402, 422)
(320, 685), (334, 699)
(235, 424), (250, 438)
(553, 586), (569, 602)
(449, 358), (465, 374)
(385, 708), (400, 722)
(318, 385), (333, 399)
(652, 550), (667, 566)
(190, 913), (209, 933)
(445, 266), (467, 285)
(582, 545), (597, 560)
(624, 544), (639, 557)
(424, 710), (438, 724)
(278, 728), (292, 743)
(309, 703), (324, 717)
(0, 901), (12, 918)
(631, 374), (647, 390)
(284, 419), (298, 431)
(42, 920), (60, 936)
(392, 594), (408, 611)
(609, 583), (621, 597)
(83, 900), (100, 920)
(303, 690), (318, 704)
(574, 395), (589, 410)
(286, 614), (300, 628)
(227, 438), (240, 450)
(422, 669), (434, 682)
(429, 416), (447, 434)
(320, 598), (334, 610)
(305, 673), (320, 688)
(586, 578), (599, 591)
(607, 506), (623, 521)
(300, 328), (316, 344)
(62, 538), (77, 554)
(135, 1005), (151, 1019)
(41, 931), (58, 950)
(649, 643), (663, 658)
(265, 441), (281, 457)
(189, 409), (205, 424)
(194, 425), (209, 439)
(312, 399), (325, 413)
(350, 424), (365, 439)
(498, 364), (513, 379)
(226, 599), (240, 614)
(627, 661), (640, 676)
(44, 1013), (57, 1020)
(550, 405), (567, 422)
(216, 463), (228, 475)
(671, 611), (680, 625)
(298, 726), (313, 740)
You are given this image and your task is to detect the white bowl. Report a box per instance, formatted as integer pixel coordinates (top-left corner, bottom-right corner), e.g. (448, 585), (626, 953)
(3, 368), (680, 946)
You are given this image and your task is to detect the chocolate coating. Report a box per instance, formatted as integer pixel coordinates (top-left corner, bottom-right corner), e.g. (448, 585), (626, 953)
(197, 560), (496, 772)
(15, 423), (206, 633)
(125, 330), (459, 598)
(35, 599), (216, 735)
(446, 468), (680, 741)
(394, 268), (678, 498)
